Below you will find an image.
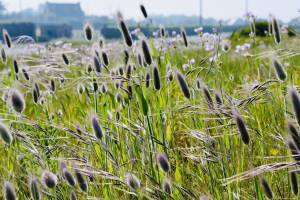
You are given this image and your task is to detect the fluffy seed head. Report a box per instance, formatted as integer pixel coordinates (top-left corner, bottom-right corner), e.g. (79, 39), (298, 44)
(260, 178), (273, 199)
(41, 170), (57, 188)
(291, 171), (298, 195)
(3, 181), (16, 200)
(10, 89), (25, 113)
(138, 54), (143, 67)
(115, 92), (122, 103)
(268, 18), (273, 35)
(77, 84), (85, 95)
(95, 50), (100, 59)
(160, 25), (165, 38)
(126, 64), (132, 79)
(116, 110), (120, 121)
(162, 178), (172, 195)
(145, 72), (150, 88)
(13, 60), (19, 74)
(153, 65), (161, 90)
(125, 173), (140, 190)
(202, 86), (214, 109)
(62, 53), (69, 65)
(181, 29), (188, 47)
(86, 64), (93, 73)
(99, 38), (104, 48)
(63, 168), (76, 187)
(84, 23), (93, 41)
(124, 50), (129, 65)
(32, 90), (38, 104)
(87, 171), (95, 182)
(59, 160), (67, 173)
(289, 87), (300, 126)
(70, 191), (77, 200)
(59, 76), (65, 84)
(92, 79), (98, 92)
(176, 71), (190, 99)
(140, 4), (148, 18)
(34, 83), (40, 96)
(272, 17), (281, 45)
(118, 66), (124, 76)
(3, 29), (12, 48)
(142, 40), (152, 66)
(157, 153), (170, 173)
(114, 81), (121, 89)
(287, 122), (300, 150)
(101, 83), (107, 94)
(102, 52), (109, 67)
(234, 113), (250, 145)
(287, 139), (300, 162)
(91, 114), (103, 140)
(215, 91), (223, 106)
(222, 43), (230, 52)
(74, 168), (88, 192)
(93, 56), (102, 73)
(119, 19), (133, 47)
(0, 121), (13, 144)
(166, 66), (173, 82)
(196, 78), (203, 90)
(127, 83), (133, 99)
(272, 58), (286, 81)
(29, 178), (40, 200)
(33, 83), (40, 104)
(1, 47), (6, 63)
(22, 68), (30, 80)
(50, 79), (55, 92)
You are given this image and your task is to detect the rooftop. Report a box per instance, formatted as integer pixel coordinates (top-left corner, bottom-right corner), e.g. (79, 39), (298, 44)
(42, 2), (85, 18)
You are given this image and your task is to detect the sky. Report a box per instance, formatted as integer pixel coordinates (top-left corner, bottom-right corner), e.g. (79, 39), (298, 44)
(1, 0), (300, 22)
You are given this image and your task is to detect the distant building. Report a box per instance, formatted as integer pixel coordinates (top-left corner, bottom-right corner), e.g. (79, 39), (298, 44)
(40, 2), (85, 21)
(0, 23), (36, 40)
(38, 24), (72, 42)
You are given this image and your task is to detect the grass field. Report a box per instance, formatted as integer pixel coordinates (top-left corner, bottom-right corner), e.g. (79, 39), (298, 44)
(1, 17), (300, 200)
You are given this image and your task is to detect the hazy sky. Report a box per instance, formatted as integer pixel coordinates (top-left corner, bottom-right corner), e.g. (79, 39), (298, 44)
(1, 0), (300, 22)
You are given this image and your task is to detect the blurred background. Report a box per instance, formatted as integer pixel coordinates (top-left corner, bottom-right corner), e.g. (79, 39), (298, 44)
(0, 0), (298, 42)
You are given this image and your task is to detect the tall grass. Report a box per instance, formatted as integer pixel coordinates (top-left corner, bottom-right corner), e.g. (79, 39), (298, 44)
(0, 7), (300, 200)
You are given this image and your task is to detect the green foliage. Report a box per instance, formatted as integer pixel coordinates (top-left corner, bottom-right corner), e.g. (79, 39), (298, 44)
(235, 21), (269, 37)
(231, 21), (298, 40)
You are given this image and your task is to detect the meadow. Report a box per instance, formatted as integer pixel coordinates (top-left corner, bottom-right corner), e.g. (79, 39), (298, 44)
(0, 7), (300, 200)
